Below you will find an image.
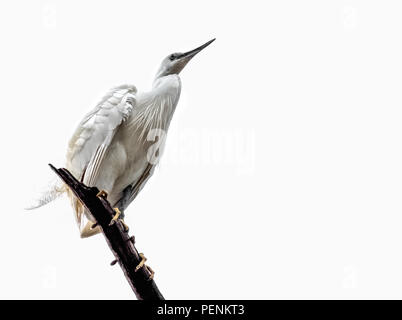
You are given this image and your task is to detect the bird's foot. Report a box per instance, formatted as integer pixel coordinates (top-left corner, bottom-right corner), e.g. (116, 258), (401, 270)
(135, 253), (147, 272)
(109, 208), (129, 232)
(120, 219), (130, 232)
(109, 207), (121, 226)
(135, 253), (154, 280)
(96, 189), (108, 199)
(146, 265), (155, 280)
(90, 222), (98, 230)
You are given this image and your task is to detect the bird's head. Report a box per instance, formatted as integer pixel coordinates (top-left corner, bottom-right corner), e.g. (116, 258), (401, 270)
(155, 38), (215, 79)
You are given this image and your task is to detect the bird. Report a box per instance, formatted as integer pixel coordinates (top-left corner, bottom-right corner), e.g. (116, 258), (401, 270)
(28, 38), (216, 238)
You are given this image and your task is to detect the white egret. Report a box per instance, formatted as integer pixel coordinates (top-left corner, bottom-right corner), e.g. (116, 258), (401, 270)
(29, 39), (215, 238)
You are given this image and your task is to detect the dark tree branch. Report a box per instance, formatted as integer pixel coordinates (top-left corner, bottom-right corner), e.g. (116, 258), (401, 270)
(49, 164), (164, 300)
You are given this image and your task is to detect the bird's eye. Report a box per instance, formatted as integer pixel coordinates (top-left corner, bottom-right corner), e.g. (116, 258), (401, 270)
(169, 54), (175, 61)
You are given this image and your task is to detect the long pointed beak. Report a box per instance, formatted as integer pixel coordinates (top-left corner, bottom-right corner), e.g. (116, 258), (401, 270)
(179, 38), (216, 60)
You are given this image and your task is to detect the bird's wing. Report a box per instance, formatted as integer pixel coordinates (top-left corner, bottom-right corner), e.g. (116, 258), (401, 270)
(67, 84), (137, 186)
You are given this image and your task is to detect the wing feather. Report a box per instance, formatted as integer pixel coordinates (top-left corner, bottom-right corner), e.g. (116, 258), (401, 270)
(66, 84), (137, 225)
(67, 85), (136, 181)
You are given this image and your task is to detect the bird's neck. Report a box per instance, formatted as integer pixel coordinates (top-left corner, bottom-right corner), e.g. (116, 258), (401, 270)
(127, 75), (181, 142)
(151, 75), (181, 104)
(153, 73), (178, 87)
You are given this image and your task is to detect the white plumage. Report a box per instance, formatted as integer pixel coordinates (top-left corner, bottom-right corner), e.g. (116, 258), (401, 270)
(28, 39), (215, 238)
(66, 76), (181, 235)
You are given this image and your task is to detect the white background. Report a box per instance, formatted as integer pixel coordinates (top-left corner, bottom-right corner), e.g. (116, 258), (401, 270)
(0, 0), (402, 299)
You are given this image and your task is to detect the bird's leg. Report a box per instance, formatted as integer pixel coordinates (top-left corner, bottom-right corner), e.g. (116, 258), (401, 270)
(96, 190), (128, 229)
(120, 209), (129, 231)
(119, 218), (130, 232)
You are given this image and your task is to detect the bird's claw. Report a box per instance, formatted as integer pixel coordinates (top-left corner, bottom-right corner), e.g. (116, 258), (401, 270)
(108, 208), (129, 232)
(90, 222), (98, 230)
(96, 190), (108, 199)
(135, 253), (154, 281)
(120, 219), (130, 232)
(146, 265), (155, 281)
(135, 253), (147, 272)
(109, 208), (121, 226)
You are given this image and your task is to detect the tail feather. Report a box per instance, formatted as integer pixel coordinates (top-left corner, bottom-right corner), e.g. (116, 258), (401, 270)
(25, 180), (66, 210)
(25, 177), (89, 236)
(65, 187), (86, 228)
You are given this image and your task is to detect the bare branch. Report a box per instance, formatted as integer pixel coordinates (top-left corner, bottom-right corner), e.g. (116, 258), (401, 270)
(49, 164), (164, 300)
